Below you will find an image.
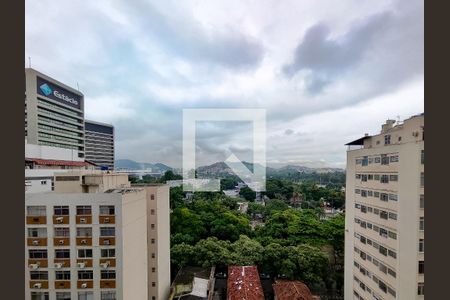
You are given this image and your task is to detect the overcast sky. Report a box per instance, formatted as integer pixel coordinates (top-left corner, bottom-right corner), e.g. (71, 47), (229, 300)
(25, 0), (423, 169)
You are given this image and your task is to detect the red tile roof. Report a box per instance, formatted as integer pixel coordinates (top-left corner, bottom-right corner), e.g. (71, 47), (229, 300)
(227, 266), (264, 300)
(25, 157), (96, 167)
(272, 280), (320, 300)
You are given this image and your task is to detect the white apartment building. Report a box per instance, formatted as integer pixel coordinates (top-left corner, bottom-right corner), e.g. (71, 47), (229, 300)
(344, 114), (424, 300)
(25, 172), (170, 300)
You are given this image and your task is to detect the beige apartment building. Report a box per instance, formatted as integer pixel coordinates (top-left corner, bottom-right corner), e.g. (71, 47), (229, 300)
(25, 172), (170, 300)
(344, 114), (424, 300)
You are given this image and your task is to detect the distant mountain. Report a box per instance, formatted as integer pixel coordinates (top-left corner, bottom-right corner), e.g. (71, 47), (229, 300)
(115, 159), (173, 172)
(275, 165), (344, 174)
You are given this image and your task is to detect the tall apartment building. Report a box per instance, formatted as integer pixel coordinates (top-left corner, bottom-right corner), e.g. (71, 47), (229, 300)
(84, 120), (115, 170)
(344, 114), (424, 300)
(25, 68), (85, 158)
(25, 172), (170, 300)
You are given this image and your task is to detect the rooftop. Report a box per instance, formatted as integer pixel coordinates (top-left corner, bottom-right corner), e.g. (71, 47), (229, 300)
(169, 267), (214, 299)
(25, 157), (96, 167)
(227, 266), (264, 300)
(272, 280), (320, 300)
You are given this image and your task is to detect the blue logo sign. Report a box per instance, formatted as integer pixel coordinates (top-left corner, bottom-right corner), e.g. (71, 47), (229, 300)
(39, 83), (52, 96)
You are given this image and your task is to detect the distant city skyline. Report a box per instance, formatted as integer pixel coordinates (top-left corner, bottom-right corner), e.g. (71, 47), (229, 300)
(26, 0), (423, 168)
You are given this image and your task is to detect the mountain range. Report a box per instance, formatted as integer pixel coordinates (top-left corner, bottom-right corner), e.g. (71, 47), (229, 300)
(115, 159), (173, 172)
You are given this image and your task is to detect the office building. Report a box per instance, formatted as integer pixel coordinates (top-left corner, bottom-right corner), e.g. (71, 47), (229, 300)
(25, 172), (171, 300)
(344, 114), (424, 300)
(25, 68), (85, 157)
(84, 120), (115, 170)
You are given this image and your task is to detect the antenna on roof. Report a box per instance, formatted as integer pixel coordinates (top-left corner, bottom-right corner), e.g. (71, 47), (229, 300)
(77, 82), (80, 91)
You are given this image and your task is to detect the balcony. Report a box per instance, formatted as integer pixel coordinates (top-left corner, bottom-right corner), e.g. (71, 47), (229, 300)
(26, 216), (46, 225)
(28, 259), (48, 268)
(55, 281), (71, 289)
(77, 259), (93, 268)
(99, 237), (116, 246)
(27, 238), (47, 247)
(53, 238), (70, 246)
(53, 215), (70, 225)
(54, 259), (70, 268)
(76, 216), (92, 224)
(99, 215), (115, 224)
(77, 280), (94, 289)
(29, 281), (49, 289)
(76, 237), (93, 246)
(100, 259), (116, 267)
(100, 280), (116, 289)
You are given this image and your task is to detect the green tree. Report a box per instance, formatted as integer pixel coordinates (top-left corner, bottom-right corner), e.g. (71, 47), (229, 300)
(170, 207), (206, 242)
(194, 237), (233, 268)
(170, 186), (184, 209)
(210, 211), (251, 241)
(171, 243), (195, 268)
(239, 186), (256, 201)
(231, 235), (264, 265)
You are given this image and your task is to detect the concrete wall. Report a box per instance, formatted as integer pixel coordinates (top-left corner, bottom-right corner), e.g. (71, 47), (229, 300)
(26, 142), (83, 162)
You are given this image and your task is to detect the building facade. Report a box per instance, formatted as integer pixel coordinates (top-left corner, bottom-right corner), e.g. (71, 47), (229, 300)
(25, 68), (85, 158)
(84, 120), (115, 170)
(25, 173), (170, 300)
(344, 114), (424, 300)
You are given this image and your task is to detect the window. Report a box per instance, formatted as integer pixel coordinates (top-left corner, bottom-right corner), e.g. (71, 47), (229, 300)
(151, 224), (155, 229)
(367, 223), (373, 229)
(389, 175), (398, 181)
(421, 150), (424, 164)
(420, 217), (424, 231)
(361, 190), (367, 197)
(367, 207), (373, 213)
(100, 205), (115, 215)
(374, 157), (381, 163)
(151, 238), (155, 244)
(384, 135), (391, 145)
(380, 193), (388, 201)
(356, 174), (361, 179)
(41, 180), (47, 185)
(101, 291), (116, 300)
(367, 190), (373, 197)
(379, 264), (387, 274)
(30, 271), (48, 280)
(28, 228), (47, 238)
(374, 192), (380, 198)
(368, 174), (373, 180)
(361, 174), (368, 182)
(29, 249), (47, 259)
(373, 225), (380, 232)
(77, 227), (92, 237)
(420, 172), (424, 187)
(388, 268), (396, 278)
(101, 249), (115, 258)
(360, 221), (367, 229)
(355, 204), (361, 209)
(381, 155), (389, 165)
(78, 292), (94, 300)
(152, 282), (156, 287)
(418, 283), (425, 295)
(56, 292), (71, 300)
(379, 281), (387, 293)
(101, 270), (116, 279)
(355, 189), (360, 194)
(388, 287), (396, 297)
(374, 174), (380, 180)
(151, 209), (155, 215)
(152, 267), (156, 272)
(419, 239), (424, 252)
(379, 246), (388, 256)
(151, 253), (155, 258)
(418, 261), (424, 274)
(390, 155), (399, 162)
(31, 292), (49, 300)
(150, 194), (155, 200)
(388, 212), (397, 220)
(379, 228), (388, 238)
(78, 249), (93, 258)
(54, 206), (69, 216)
(362, 156), (368, 166)
(360, 236), (367, 244)
(388, 250), (397, 259)
(55, 271), (71, 280)
(388, 231), (397, 240)
(27, 206), (46, 216)
(380, 175), (389, 183)
(420, 195), (424, 208)
(76, 206), (92, 215)
(100, 227), (115, 236)
(54, 227), (70, 237)
(55, 249), (70, 259)
(78, 270), (94, 280)
(380, 211), (388, 220)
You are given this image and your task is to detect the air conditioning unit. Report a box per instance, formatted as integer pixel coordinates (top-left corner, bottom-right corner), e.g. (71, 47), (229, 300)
(32, 240), (40, 246)
(33, 283), (42, 289)
(104, 217), (110, 223)
(55, 263), (63, 269)
(103, 239), (110, 245)
(29, 263), (39, 270)
(100, 262), (109, 269)
(59, 239), (65, 245)
(80, 239), (87, 245)
(77, 262), (86, 269)
(80, 217), (87, 224)
(56, 216), (64, 223)
(81, 283), (88, 289)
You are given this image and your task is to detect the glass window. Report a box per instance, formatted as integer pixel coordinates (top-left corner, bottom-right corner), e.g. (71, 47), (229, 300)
(27, 206), (46, 216)
(100, 227), (115, 237)
(388, 212), (397, 220)
(421, 150), (424, 164)
(390, 155), (399, 162)
(78, 249), (93, 258)
(388, 250), (397, 259)
(420, 195), (424, 208)
(77, 228), (92, 237)
(388, 268), (396, 278)
(379, 246), (387, 256)
(362, 156), (368, 166)
(101, 249), (115, 258)
(418, 283), (425, 295)
(419, 239), (424, 252)
(78, 270), (94, 280)
(418, 261), (424, 274)
(381, 155), (389, 165)
(388, 231), (397, 240)
(380, 193), (389, 201)
(76, 206), (92, 215)
(101, 291), (116, 300)
(54, 206), (69, 216)
(389, 194), (398, 201)
(55, 249), (70, 259)
(374, 192), (380, 198)
(389, 175), (398, 181)
(55, 271), (71, 280)
(384, 135), (391, 145)
(420, 217), (424, 231)
(30, 271), (48, 280)
(28, 228), (47, 238)
(380, 211), (388, 220)
(374, 174), (380, 180)
(78, 292), (94, 300)
(101, 270), (116, 279)
(100, 205), (115, 215)
(380, 175), (389, 183)
(56, 292), (71, 300)
(420, 172), (424, 187)
(374, 157), (381, 163)
(31, 292), (49, 300)
(29, 249), (47, 259)
(54, 227), (70, 237)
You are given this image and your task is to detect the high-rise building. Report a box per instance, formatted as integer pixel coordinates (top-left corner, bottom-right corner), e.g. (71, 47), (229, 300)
(25, 172), (170, 300)
(25, 68), (85, 158)
(84, 120), (115, 170)
(344, 114), (424, 300)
